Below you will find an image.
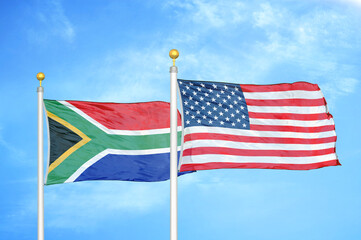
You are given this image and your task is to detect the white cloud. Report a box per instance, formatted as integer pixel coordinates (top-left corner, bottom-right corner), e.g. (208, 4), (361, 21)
(0, 127), (26, 161)
(253, 2), (284, 28)
(29, 0), (75, 43)
(44, 181), (169, 229)
(165, 0), (246, 28)
(333, 0), (361, 7)
(320, 77), (359, 110)
(338, 78), (359, 93)
(87, 48), (172, 103)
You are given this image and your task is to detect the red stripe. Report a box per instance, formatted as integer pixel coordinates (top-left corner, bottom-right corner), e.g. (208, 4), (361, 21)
(240, 82), (320, 92)
(249, 112), (329, 121)
(180, 160), (341, 172)
(67, 100), (181, 130)
(182, 147), (335, 157)
(245, 98), (326, 106)
(184, 133), (337, 145)
(250, 124), (335, 132)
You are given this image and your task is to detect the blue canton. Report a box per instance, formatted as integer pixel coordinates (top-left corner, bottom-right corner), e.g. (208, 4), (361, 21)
(178, 79), (250, 129)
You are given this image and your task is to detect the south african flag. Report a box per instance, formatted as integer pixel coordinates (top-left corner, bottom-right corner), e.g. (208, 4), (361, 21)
(44, 100), (184, 185)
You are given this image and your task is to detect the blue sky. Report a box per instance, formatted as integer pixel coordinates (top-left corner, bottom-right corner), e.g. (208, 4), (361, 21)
(1, 0), (361, 239)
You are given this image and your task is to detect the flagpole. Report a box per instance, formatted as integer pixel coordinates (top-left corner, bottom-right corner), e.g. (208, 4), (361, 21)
(169, 49), (179, 240)
(37, 72), (45, 240)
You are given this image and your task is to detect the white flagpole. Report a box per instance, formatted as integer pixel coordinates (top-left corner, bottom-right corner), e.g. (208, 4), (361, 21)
(37, 72), (45, 240)
(169, 49), (179, 240)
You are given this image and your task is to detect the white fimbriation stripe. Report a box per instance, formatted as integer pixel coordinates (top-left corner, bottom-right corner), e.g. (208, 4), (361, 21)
(243, 90), (323, 100)
(184, 126), (336, 139)
(65, 147), (182, 183)
(249, 118), (334, 127)
(59, 101), (182, 136)
(247, 105), (327, 114)
(182, 153), (337, 165)
(183, 140), (335, 151)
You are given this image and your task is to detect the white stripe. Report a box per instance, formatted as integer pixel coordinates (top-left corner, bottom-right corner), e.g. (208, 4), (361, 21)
(184, 126), (336, 139)
(181, 153), (337, 165)
(59, 101), (182, 135)
(65, 147), (182, 183)
(247, 105), (326, 114)
(183, 140), (335, 151)
(244, 90), (323, 100)
(249, 118), (334, 127)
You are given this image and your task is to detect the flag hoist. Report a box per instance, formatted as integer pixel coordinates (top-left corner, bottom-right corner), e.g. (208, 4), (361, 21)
(169, 49), (179, 240)
(37, 72), (45, 240)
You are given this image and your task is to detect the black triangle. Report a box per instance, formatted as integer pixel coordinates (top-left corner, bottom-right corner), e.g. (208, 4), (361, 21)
(48, 117), (83, 165)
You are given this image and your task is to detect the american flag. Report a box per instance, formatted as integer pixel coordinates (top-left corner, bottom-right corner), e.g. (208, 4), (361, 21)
(177, 79), (339, 172)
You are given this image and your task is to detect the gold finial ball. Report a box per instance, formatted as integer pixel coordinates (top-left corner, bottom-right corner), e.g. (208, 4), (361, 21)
(36, 72), (45, 81)
(169, 49), (179, 60)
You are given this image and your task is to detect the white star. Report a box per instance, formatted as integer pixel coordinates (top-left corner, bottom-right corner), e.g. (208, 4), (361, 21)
(197, 87), (201, 91)
(227, 95), (231, 99)
(212, 84), (217, 89)
(237, 118), (241, 122)
(222, 99), (227, 103)
(196, 110), (200, 114)
(220, 121), (224, 125)
(233, 100), (238, 104)
(235, 87), (239, 91)
(189, 82), (193, 86)
(206, 102), (211, 106)
(241, 106), (245, 110)
(231, 91), (235, 95)
(197, 119), (201, 124)
(224, 85), (228, 89)
(207, 111), (212, 115)
(229, 104), (233, 108)
(193, 91), (197, 96)
(213, 106), (217, 111)
(225, 117), (230, 121)
(236, 109), (240, 114)
(224, 108), (229, 112)
(220, 90), (225, 94)
(200, 96), (204, 101)
(191, 115), (195, 119)
(216, 93), (220, 98)
(190, 106), (194, 110)
(186, 120), (190, 125)
(205, 93), (209, 97)
(208, 120), (213, 124)
(202, 115), (207, 119)
(195, 101), (199, 105)
(218, 103), (222, 107)
(179, 81), (183, 84)
(200, 83), (205, 87)
(182, 90), (186, 95)
(242, 114), (246, 119)
(238, 96), (242, 100)
(231, 113), (235, 117)
(186, 86), (190, 90)
(185, 111), (189, 115)
(232, 123), (235, 126)
(201, 106), (206, 110)
(209, 89), (213, 93)
(243, 123), (247, 128)
(211, 98), (216, 102)
(189, 96), (193, 100)
(184, 101), (188, 105)
(214, 116), (218, 120)
(219, 112), (224, 116)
